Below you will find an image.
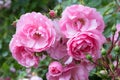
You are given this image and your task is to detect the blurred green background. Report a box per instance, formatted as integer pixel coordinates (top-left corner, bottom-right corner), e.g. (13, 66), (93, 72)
(0, 0), (120, 80)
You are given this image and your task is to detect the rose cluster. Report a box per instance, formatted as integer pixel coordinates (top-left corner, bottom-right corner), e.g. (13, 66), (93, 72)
(9, 4), (106, 80)
(9, 12), (56, 67)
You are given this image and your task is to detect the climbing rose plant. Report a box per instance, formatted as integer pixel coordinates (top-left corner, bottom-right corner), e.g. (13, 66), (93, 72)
(9, 4), (120, 80)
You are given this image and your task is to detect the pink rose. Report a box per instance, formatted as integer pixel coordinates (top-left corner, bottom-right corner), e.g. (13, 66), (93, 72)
(16, 12), (56, 52)
(46, 70), (71, 80)
(9, 35), (39, 67)
(47, 62), (89, 80)
(47, 19), (68, 60)
(60, 4), (105, 38)
(48, 61), (63, 77)
(67, 31), (105, 61)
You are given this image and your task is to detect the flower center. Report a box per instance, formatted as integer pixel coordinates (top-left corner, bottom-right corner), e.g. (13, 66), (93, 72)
(33, 31), (41, 39)
(74, 18), (85, 27)
(51, 67), (61, 74)
(79, 18), (85, 25)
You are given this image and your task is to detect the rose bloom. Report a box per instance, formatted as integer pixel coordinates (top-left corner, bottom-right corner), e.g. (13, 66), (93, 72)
(9, 35), (39, 67)
(60, 4), (105, 38)
(47, 62), (89, 80)
(48, 61), (63, 77)
(16, 12), (56, 52)
(47, 19), (68, 60)
(67, 31), (106, 61)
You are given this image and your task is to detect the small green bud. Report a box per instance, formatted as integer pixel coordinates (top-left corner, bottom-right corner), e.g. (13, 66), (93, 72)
(12, 20), (18, 27)
(86, 54), (92, 60)
(114, 45), (120, 53)
(111, 25), (116, 33)
(101, 48), (106, 56)
(99, 70), (107, 75)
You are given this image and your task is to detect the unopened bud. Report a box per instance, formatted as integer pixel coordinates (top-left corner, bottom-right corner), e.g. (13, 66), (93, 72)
(111, 25), (116, 34)
(99, 70), (107, 75)
(101, 48), (106, 56)
(49, 10), (56, 17)
(114, 45), (120, 53)
(12, 20), (18, 27)
(86, 54), (92, 60)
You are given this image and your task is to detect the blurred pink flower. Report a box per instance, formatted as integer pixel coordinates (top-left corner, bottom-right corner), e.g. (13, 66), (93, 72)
(67, 31), (105, 61)
(10, 66), (16, 73)
(47, 19), (68, 60)
(4, 77), (11, 80)
(9, 35), (39, 67)
(60, 4), (105, 38)
(4, 0), (11, 9)
(48, 61), (63, 77)
(0, 78), (4, 80)
(30, 76), (43, 80)
(16, 12), (56, 52)
(0, 0), (11, 9)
